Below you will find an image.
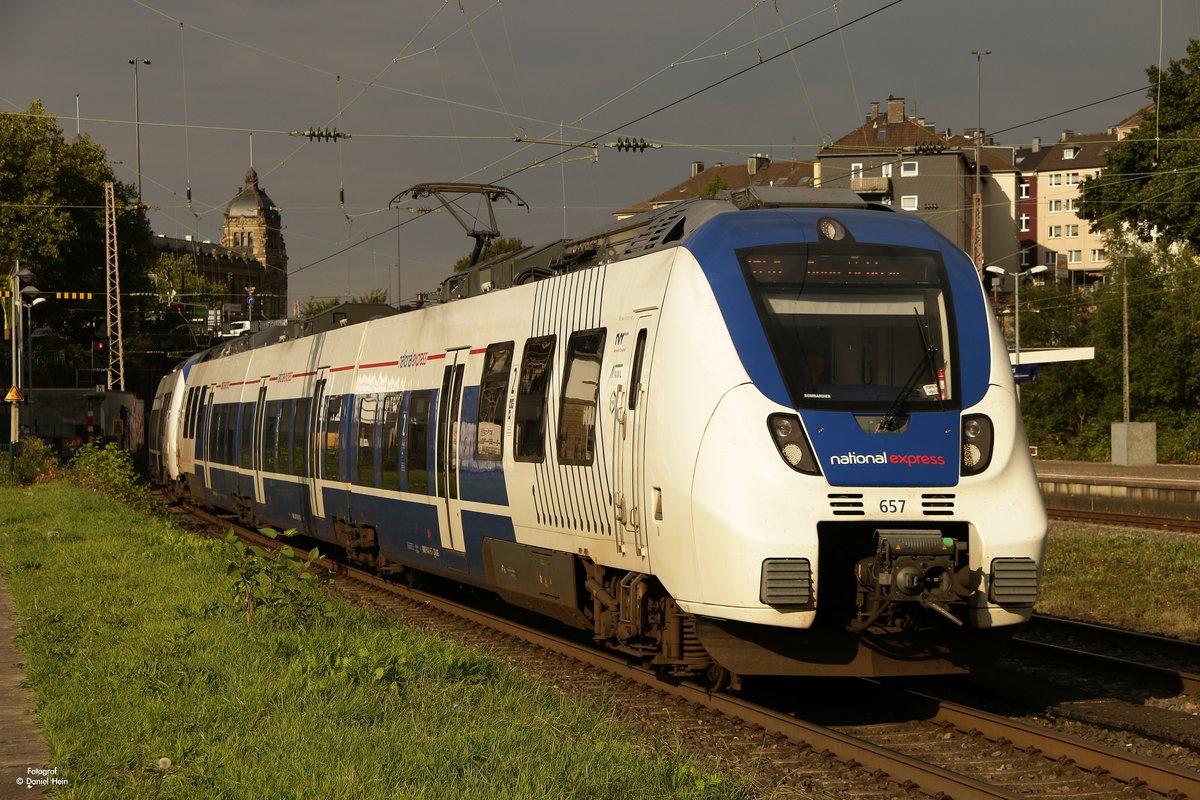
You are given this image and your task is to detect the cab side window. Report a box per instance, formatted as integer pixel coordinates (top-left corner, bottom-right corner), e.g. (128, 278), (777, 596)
(514, 335), (555, 462)
(557, 329), (606, 466)
(476, 342), (513, 461)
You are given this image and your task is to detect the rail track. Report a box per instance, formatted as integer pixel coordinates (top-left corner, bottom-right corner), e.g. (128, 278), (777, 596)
(1017, 615), (1200, 696)
(174, 498), (1200, 800)
(1046, 506), (1200, 532)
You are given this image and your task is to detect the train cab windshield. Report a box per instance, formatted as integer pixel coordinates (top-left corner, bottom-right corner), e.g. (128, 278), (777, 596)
(739, 243), (955, 411)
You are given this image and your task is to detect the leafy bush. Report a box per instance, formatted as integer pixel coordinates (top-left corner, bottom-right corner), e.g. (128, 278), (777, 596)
(223, 527), (336, 628)
(11, 436), (59, 485)
(69, 442), (159, 513)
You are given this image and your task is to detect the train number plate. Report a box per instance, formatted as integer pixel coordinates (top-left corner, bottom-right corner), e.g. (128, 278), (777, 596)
(878, 499), (906, 513)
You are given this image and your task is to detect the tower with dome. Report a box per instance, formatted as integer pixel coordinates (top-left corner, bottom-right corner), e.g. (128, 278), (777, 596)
(220, 167), (288, 320)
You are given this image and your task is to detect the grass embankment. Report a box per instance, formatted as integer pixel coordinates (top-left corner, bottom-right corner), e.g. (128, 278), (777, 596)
(0, 482), (741, 800)
(1039, 522), (1200, 641)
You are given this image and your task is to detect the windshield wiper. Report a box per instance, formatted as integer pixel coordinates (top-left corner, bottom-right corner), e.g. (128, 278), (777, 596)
(877, 309), (944, 432)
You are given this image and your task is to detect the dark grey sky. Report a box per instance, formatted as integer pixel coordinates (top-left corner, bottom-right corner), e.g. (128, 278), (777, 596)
(2, 0), (1197, 309)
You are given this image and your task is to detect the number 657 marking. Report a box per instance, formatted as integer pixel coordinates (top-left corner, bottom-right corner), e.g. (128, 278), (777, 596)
(879, 499), (906, 513)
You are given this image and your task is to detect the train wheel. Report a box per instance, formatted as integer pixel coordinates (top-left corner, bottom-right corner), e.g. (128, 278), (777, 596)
(703, 663), (732, 692)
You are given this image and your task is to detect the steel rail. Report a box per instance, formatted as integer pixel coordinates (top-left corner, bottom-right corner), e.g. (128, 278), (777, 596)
(917, 692), (1200, 799)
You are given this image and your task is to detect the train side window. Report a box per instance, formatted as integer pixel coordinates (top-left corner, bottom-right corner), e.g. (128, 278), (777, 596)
(323, 396), (343, 481)
(293, 398), (310, 477)
(404, 390), (432, 494)
(275, 400), (291, 475)
(263, 401), (280, 473)
(514, 335), (556, 462)
(204, 401), (218, 462)
(239, 403), (255, 469)
(189, 387), (202, 438)
(476, 341), (514, 461)
(224, 405), (237, 465)
(182, 388), (195, 438)
(355, 394), (379, 487)
(381, 393), (401, 489)
(628, 329), (648, 411)
(558, 329), (606, 466)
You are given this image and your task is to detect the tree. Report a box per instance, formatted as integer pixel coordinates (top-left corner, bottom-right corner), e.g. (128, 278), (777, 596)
(1, 101), (155, 388)
(1079, 39), (1200, 248)
(703, 174), (728, 197)
(299, 288), (390, 319)
(453, 236), (524, 272)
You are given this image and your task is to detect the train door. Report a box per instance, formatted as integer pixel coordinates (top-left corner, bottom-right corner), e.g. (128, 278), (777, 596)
(613, 313), (657, 560)
(252, 383), (268, 502)
(305, 376), (328, 528)
(200, 388), (215, 493)
(435, 351), (468, 553)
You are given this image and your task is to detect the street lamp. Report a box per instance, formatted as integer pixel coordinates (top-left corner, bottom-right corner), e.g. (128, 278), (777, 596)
(7, 265), (35, 444)
(23, 294), (46, 392)
(985, 264), (1047, 397)
(129, 57), (150, 206)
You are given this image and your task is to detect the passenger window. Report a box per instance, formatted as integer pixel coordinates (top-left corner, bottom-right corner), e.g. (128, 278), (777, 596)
(293, 398), (310, 477)
(356, 394), (379, 487)
(404, 390), (432, 494)
(476, 341), (514, 461)
(224, 405), (236, 465)
(264, 401), (280, 473)
(558, 329), (606, 466)
(381, 393), (401, 489)
(240, 403), (255, 468)
(514, 335), (556, 462)
(324, 395), (343, 480)
(182, 388), (195, 438)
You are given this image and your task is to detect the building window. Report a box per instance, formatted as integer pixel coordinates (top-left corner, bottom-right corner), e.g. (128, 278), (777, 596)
(1092, 248), (1107, 262)
(1019, 213), (1030, 232)
(1068, 250), (1083, 264)
(1045, 249), (1058, 265)
(1048, 199), (1062, 213)
(1065, 172), (1080, 185)
(1020, 248), (1032, 266)
(1063, 146), (1080, 159)
(850, 162), (863, 179)
(901, 161), (918, 177)
(1065, 197), (1078, 212)
(1048, 174), (1062, 186)
(882, 163), (893, 178)
(900, 195), (919, 211)
(1019, 181), (1030, 199)
(1065, 224), (1079, 237)
(1048, 225), (1062, 238)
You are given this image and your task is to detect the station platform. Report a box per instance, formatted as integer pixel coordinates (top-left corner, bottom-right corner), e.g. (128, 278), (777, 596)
(1034, 459), (1200, 519)
(0, 573), (47, 798)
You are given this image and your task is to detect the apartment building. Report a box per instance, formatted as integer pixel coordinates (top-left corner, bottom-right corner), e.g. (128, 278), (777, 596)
(1016, 131), (1117, 289)
(815, 97), (1020, 275)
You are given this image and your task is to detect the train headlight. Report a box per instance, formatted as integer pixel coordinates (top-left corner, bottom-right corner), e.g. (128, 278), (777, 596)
(960, 414), (994, 476)
(767, 413), (822, 476)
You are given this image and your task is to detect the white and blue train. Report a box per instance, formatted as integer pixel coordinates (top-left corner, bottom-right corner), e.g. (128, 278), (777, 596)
(150, 186), (1047, 684)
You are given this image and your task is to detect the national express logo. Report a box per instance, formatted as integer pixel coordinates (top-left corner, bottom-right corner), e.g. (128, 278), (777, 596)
(829, 451), (946, 467)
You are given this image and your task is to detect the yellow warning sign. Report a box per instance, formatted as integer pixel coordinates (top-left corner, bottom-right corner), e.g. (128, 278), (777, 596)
(5, 386), (23, 403)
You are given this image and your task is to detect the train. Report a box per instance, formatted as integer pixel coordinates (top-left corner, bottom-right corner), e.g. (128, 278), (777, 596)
(149, 185), (1047, 686)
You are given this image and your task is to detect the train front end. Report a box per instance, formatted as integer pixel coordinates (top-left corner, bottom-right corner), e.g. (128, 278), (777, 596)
(664, 196), (1046, 676)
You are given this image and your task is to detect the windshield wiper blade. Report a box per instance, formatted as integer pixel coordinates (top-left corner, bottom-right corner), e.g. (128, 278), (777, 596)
(877, 309), (943, 432)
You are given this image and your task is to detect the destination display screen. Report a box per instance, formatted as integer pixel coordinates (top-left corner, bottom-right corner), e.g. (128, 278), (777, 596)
(740, 244), (943, 287)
